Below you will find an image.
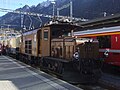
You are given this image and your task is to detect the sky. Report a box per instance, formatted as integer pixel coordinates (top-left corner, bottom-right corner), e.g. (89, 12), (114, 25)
(0, 0), (47, 16)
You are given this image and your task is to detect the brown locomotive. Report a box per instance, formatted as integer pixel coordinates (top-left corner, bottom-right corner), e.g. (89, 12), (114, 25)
(17, 22), (102, 83)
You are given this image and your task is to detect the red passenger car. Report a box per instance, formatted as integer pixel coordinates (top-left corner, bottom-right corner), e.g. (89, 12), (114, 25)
(74, 26), (120, 67)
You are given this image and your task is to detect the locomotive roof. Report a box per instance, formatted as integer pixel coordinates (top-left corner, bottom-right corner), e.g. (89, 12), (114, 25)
(79, 13), (120, 29)
(22, 23), (80, 36)
(46, 23), (80, 27)
(23, 29), (39, 36)
(43, 23), (81, 32)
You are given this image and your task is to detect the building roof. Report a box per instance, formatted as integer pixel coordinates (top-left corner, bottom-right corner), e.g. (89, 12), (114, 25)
(79, 13), (120, 29)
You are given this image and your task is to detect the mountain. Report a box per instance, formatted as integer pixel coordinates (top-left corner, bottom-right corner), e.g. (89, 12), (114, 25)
(0, 0), (120, 30)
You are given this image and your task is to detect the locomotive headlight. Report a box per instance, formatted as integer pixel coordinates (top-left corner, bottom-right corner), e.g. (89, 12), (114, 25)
(90, 39), (93, 42)
(34, 35), (36, 42)
(20, 38), (21, 43)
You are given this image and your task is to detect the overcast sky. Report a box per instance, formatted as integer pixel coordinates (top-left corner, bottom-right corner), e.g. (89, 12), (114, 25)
(0, 0), (47, 16)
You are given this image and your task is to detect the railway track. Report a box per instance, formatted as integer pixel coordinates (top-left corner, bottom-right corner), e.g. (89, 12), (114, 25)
(72, 72), (120, 90)
(98, 73), (120, 90)
(75, 81), (117, 90)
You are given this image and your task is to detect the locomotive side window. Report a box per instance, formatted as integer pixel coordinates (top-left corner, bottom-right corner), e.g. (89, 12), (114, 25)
(25, 41), (28, 53)
(44, 31), (48, 40)
(97, 36), (111, 48)
(25, 40), (32, 54)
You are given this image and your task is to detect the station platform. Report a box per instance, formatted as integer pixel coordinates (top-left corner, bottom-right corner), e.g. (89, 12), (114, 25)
(0, 56), (82, 90)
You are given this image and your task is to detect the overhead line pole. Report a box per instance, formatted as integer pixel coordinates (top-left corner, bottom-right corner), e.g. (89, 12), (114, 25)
(57, 3), (70, 16)
(57, 1), (73, 21)
(0, 7), (88, 23)
(70, 1), (73, 21)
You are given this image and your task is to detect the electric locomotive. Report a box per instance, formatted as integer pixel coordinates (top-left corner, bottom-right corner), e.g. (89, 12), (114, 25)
(18, 21), (102, 83)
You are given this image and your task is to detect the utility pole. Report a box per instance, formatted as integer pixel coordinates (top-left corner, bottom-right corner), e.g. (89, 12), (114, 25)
(7, 25), (10, 38)
(7, 25), (10, 31)
(28, 15), (32, 30)
(57, 0), (73, 21)
(51, 0), (56, 17)
(57, 8), (59, 17)
(70, 1), (73, 21)
(57, 3), (70, 17)
(53, 2), (55, 16)
(0, 26), (3, 34)
(21, 14), (24, 29)
(20, 3), (24, 32)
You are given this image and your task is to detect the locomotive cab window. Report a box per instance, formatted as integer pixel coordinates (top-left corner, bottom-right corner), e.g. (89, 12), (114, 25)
(44, 31), (48, 40)
(25, 40), (32, 54)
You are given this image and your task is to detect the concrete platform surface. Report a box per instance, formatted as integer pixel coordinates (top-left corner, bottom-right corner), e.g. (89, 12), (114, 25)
(0, 56), (82, 90)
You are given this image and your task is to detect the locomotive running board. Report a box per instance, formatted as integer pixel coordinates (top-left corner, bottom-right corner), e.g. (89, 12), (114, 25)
(43, 56), (69, 63)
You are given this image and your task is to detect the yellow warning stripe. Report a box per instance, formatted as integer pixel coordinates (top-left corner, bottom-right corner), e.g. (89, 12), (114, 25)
(76, 31), (120, 38)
